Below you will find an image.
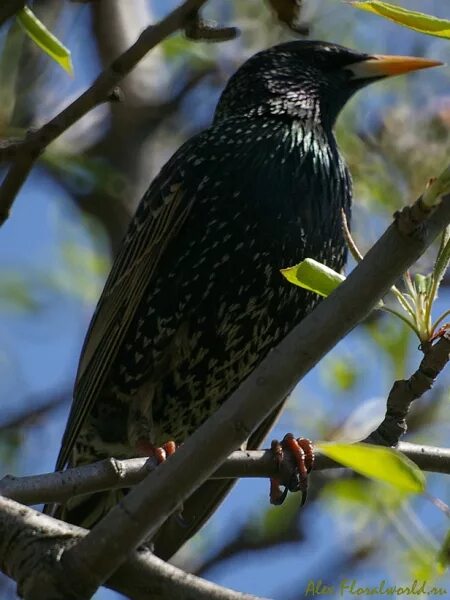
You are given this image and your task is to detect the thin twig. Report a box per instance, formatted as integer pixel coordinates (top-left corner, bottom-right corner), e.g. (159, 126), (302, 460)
(341, 209), (417, 319)
(369, 332), (450, 446)
(341, 208), (363, 262)
(0, 0), (213, 225)
(184, 10), (239, 41)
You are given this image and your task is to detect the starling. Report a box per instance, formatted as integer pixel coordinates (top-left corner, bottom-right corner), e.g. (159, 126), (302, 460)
(50, 41), (439, 556)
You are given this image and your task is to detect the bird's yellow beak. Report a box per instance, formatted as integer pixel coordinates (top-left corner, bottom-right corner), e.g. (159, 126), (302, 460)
(348, 54), (443, 80)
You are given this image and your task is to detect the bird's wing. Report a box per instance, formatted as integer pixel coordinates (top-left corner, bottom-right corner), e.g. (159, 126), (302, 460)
(55, 152), (194, 472)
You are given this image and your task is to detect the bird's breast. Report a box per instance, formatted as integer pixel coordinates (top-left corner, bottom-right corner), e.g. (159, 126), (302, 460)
(94, 120), (352, 447)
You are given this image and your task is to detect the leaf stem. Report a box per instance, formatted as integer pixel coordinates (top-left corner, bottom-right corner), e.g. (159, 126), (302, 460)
(379, 305), (420, 336)
(431, 309), (450, 334)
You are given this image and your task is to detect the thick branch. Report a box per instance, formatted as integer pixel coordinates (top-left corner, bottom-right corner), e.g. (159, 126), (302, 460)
(0, 496), (259, 600)
(0, 0), (213, 225)
(1, 442), (450, 507)
(58, 189), (450, 590)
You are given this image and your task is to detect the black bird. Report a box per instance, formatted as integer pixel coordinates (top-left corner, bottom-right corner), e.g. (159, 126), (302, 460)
(50, 41), (439, 557)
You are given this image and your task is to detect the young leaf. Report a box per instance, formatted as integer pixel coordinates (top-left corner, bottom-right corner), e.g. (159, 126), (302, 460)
(433, 228), (450, 298)
(318, 442), (426, 493)
(414, 273), (432, 296)
(281, 258), (345, 296)
(17, 7), (73, 75)
(351, 1), (450, 39)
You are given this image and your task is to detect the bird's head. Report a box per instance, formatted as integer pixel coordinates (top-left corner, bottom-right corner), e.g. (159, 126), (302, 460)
(214, 41), (441, 128)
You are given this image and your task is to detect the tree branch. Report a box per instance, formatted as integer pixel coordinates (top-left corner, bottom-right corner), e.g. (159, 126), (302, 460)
(56, 185), (450, 592)
(0, 0), (220, 225)
(369, 333), (450, 445)
(0, 496), (259, 600)
(1, 442), (449, 507)
(184, 10), (239, 41)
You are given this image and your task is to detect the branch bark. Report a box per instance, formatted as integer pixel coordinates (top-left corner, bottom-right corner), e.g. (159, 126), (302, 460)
(1, 442), (450, 507)
(0, 496), (259, 600)
(369, 333), (450, 445)
(56, 189), (450, 592)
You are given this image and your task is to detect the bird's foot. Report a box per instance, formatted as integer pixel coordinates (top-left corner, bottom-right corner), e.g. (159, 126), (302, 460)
(136, 439), (187, 524)
(136, 439), (177, 464)
(269, 434), (314, 506)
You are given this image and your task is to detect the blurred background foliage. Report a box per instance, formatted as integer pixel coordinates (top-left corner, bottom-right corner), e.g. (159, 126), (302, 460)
(0, 1), (449, 599)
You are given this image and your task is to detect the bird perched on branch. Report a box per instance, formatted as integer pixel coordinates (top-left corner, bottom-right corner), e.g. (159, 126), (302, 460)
(49, 41), (440, 558)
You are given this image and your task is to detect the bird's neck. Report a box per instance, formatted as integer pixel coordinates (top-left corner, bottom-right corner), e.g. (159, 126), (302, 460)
(213, 98), (340, 151)
(215, 98), (322, 125)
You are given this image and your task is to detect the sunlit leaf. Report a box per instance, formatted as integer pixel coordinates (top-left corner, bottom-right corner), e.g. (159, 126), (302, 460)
(414, 273), (431, 295)
(17, 6), (73, 75)
(432, 227), (450, 299)
(351, 1), (450, 39)
(437, 529), (450, 572)
(161, 35), (214, 67)
(318, 442), (426, 493)
(281, 258), (344, 296)
(403, 544), (444, 581)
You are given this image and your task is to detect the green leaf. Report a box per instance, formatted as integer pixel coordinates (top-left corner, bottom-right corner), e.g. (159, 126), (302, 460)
(161, 35), (214, 67)
(318, 442), (426, 493)
(437, 529), (450, 572)
(281, 258), (345, 296)
(414, 273), (432, 295)
(351, 1), (450, 39)
(433, 227), (450, 298)
(17, 6), (73, 75)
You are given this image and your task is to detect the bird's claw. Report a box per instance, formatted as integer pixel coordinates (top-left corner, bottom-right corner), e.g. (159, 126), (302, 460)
(269, 434), (314, 506)
(137, 439), (188, 525)
(137, 439), (177, 464)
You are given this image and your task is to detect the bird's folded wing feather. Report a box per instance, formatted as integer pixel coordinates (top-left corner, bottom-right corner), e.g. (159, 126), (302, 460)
(55, 160), (194, 472)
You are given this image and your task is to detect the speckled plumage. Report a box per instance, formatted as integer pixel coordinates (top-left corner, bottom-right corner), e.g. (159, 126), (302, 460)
(53, 41), (373, 533)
